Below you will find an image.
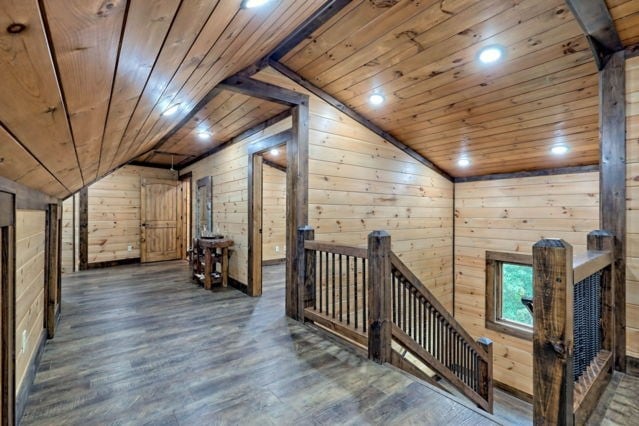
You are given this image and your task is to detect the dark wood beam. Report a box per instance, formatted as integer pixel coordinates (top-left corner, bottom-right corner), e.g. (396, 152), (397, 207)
(454, 164), (600, 183)
(78, 187), (88, 271)
(268, 60), (452, 181)
(218, 75), (307, 106)
(269, 0), (352, 61)
(128, 161), (174, 170)
(263, 159), (287, 173)
(177, 110), (292, 170)
(599, 50), (626, 372)
(0, 175), (59, 210)
(565, 0), (623, 70)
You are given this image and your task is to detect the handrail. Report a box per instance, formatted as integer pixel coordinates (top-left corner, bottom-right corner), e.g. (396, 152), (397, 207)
(572, 250), (612, 283)
(390, 252), (493, 413)
(304, 240), (368, 259)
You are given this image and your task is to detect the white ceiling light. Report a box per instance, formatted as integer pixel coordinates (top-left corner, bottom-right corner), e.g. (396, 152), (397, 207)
(197, 131), (211, 140)
(369, 94), (385, 106)
(244, 0), (270, 8)
(269, 148), (279, 156)
(478, 45), (504, 64)
(551, 145), (569, 155)
(457, 158), (470, 167)
(161, 104), (180, 117)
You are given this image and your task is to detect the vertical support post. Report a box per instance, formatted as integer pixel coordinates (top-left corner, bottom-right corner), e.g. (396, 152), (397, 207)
(78, 187), (88, 270)
(296, 226), (315, 320)
(599, 50), (626, 372)
(533, 239), (574, 426)
(587, 230), (615, 353)
(286, 100), (309, 319)
(45, 204), (60, 339)
(368, 230), (392, 363)
(477, 337), (494, 413)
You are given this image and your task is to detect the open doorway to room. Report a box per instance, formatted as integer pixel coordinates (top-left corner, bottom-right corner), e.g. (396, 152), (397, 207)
(248, 132), (291, 297)
(178, 173), (192, 260)
(0, 191), (15, 424)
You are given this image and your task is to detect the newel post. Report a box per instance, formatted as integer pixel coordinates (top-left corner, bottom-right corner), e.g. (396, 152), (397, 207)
(477, 337), (494, 413)
(533, 239), (574, 426)
(587, 230), (615, 354)
(368, 230), (392, 363)
(296, 226), (315, 321)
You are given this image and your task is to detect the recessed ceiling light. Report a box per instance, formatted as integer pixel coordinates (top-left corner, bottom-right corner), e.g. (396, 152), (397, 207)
(197, 131), (211, 140)
(243, 0), (270, 8)
(269, 148), (279, 156)
(369, 94), (385, 106)
(161, 104), (180, 117)
(478, 45), (504, 64)
(551, 145), (569, 155)
(458, 158), (470, 167)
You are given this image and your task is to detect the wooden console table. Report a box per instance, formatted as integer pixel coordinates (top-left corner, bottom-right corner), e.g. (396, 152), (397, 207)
(192, 237), (234, 289)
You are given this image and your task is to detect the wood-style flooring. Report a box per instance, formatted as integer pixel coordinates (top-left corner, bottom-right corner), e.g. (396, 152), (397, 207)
(587, 372), (639, 425)
(21, 261), (499, 425)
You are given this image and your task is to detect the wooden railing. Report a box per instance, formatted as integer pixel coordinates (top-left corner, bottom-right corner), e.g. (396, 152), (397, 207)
(297, 227), (494, 413)
(532, 230), (615, 425)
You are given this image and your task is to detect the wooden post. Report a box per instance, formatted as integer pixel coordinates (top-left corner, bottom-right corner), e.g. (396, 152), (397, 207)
(368, 230), (392, 363)
(533, 239), (574, 426)
(78, 187), (88, 270)
(296, 226), (315, 320)
(45, 204), (60, 339)
(477, 337), (494, 413)
(599, 50), (626, 372)
(587, 230), (615, 353)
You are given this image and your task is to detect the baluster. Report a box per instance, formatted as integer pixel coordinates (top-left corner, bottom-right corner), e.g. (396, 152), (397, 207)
(392, 271), (396, 325)
(331, 253), (336, 319)
(346, 256), (350, 325)
(419, 300), (423, 347)
(317, 251), (321, 312)
(325, 252), (329, 314)
(354, 258), (358, 330)
(408, 285), (412, 337)
(362, 258), (366, 333)
(412, 290), (417, 340)
(402, 280), (407, 332)
(339, 254), (343, 322)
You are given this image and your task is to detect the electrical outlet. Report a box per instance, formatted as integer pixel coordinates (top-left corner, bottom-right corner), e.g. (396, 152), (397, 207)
(275, 246), (280, 253)
(21, 330), (27, 354)
(127, 244), (132, 252)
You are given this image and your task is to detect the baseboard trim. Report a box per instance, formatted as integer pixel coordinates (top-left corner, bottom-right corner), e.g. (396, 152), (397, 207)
(262, 258), (286, 266)
(627, 355), (639, 377)
(86, 258), (140, 270)
(494, 380), (533, 404)
(16, 329), (47, 423)
(229, 278), (248, 294)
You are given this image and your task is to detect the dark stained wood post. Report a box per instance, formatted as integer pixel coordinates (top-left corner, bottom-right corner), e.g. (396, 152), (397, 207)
(587, 230), (615, 353)
(533, 239), (574, 426)
(296, 226), (315, 320)
(78, 187), (88, 270)
(599, 50), (626, 372)
(45, 203), (60, 339)
(368, 230), (392, 364)
(477, 337), (494, 413)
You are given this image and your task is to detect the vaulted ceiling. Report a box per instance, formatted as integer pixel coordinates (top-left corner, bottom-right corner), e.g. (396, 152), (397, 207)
(0, 0), (637, 198)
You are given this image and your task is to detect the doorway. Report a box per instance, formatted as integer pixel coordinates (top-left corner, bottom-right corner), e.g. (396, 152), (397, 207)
(248, 131), (291, 297)
(0, 190), (15, 425)
(179, 174), (192, 260)
(140, 178), (180, 263)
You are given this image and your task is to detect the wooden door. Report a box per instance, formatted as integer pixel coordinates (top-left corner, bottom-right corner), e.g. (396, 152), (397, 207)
(140, 178), (179, 263)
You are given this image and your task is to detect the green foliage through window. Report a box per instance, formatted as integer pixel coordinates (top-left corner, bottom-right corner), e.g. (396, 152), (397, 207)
(501, 263), (533, 326)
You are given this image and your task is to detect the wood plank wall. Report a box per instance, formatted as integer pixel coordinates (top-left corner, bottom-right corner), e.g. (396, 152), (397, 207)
(262, 164), (286, 262)
(61, 196), (75, 274)
(455, 172), (600, 395)
(626, 55), (639, 359)
(15, 210), (46, 393)
(87, 165), (177, 264)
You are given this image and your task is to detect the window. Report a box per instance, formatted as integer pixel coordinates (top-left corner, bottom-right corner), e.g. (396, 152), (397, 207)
(485, 251), (533, 340)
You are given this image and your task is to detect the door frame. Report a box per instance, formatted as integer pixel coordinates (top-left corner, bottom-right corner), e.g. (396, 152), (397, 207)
(248, 130), (291, 297)
(140, 178), (180, 263)
(179, 173), (192, 260)
(0, 191), (15, 426)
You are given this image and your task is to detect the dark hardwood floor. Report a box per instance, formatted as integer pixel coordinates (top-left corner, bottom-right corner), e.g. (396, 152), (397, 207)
(21, 261), (499, 425)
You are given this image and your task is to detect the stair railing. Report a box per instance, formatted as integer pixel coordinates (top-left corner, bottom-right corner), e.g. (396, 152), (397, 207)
(296, 227), (494, 413)
(532, 230), (615, 425)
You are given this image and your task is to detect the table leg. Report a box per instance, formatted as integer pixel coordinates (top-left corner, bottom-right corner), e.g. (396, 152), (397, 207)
(222, 247), (229, 288)
(204, 247), (212, 290)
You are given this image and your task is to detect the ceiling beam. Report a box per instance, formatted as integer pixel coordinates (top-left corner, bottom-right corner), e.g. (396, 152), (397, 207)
(218, 75), (308, 106)
(565, 0), (623, 70)
(263, 159), (287, 173)
(267, 60), (452, 181)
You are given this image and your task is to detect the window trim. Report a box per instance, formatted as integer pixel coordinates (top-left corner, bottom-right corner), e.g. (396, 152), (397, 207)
(485, 251), (533, 340)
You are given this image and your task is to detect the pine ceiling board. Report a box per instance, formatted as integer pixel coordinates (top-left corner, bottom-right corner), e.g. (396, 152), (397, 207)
(262, 144), (287, 169)
(107, 0), (227, 171)
(96, 0), (181, 178)
(606, 0), (639, 47)
(43, 0), (126, 184)
(134, 0), (325, 158)
(0, 0), (81, 193)
(0, 125), (67, 197)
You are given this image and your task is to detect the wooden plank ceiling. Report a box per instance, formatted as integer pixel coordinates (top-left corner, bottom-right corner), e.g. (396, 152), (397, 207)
(0, 0), (325, 198)
(262, 144), (287, 170)
(278, 0), (603, 177)
(606, 0), (639, 46)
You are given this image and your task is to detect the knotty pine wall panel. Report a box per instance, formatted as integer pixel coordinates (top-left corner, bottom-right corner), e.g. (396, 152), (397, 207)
(262, 164), (286, 262)
(87, 165), (176, 264)
(61, 196), (75, 274)
(626, 55), (639, 359)
(455, 172), (599, 395)
(15, 210), (46, 392)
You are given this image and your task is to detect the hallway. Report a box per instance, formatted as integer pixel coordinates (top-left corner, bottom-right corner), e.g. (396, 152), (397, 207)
(21, 262), (497, 425)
